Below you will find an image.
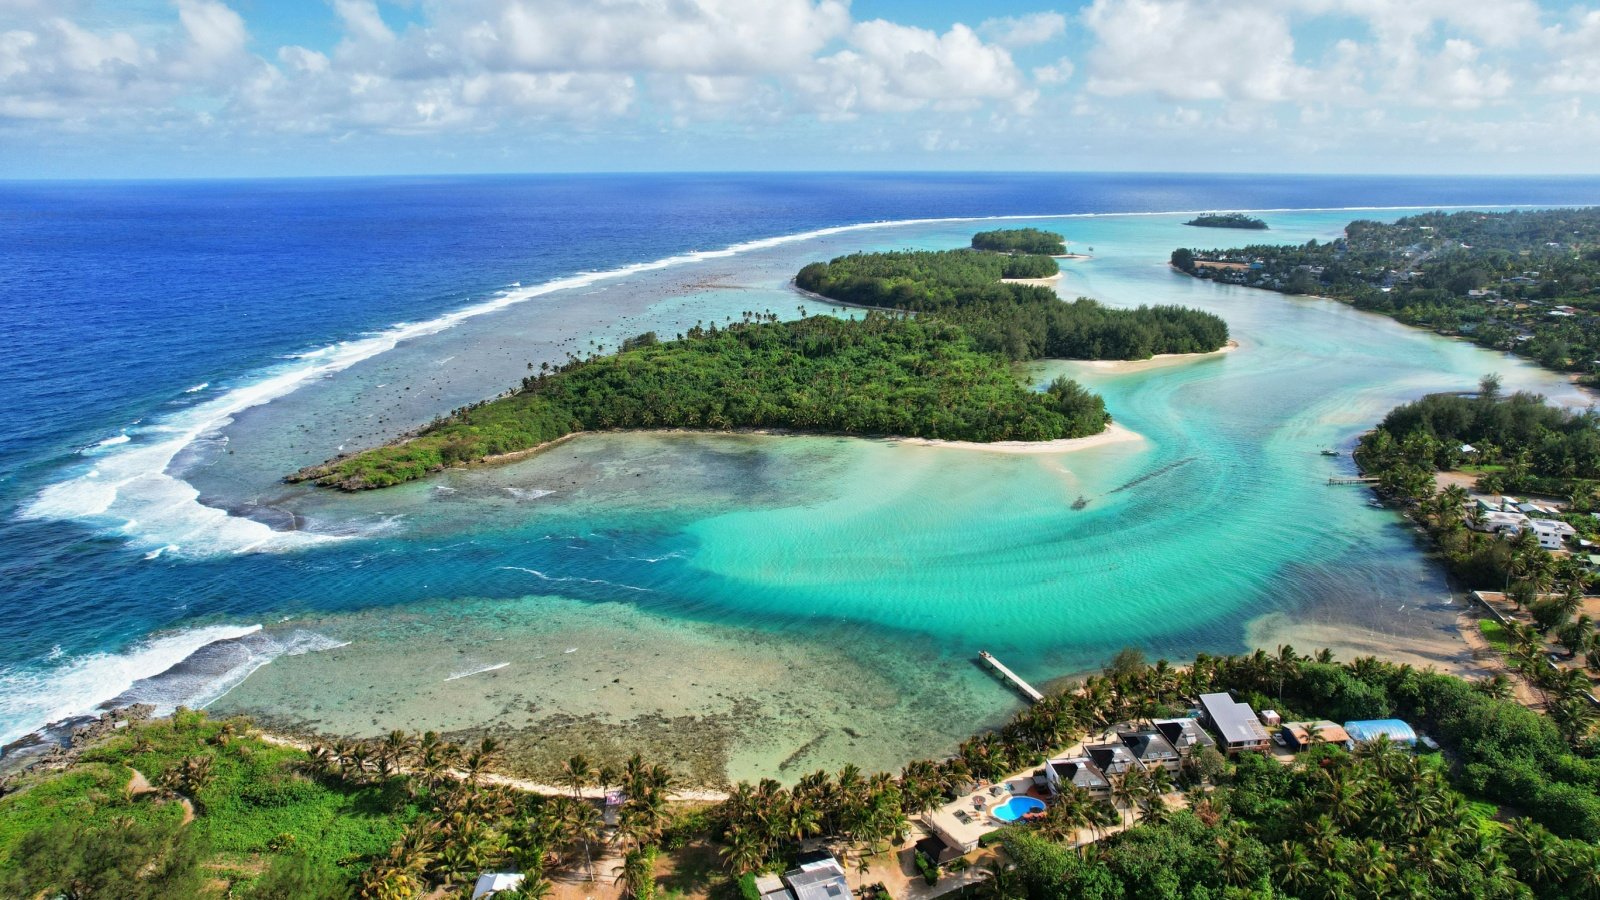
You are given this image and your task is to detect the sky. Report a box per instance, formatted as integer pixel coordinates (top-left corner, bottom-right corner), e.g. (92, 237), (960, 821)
(3, 0), (1600, 178)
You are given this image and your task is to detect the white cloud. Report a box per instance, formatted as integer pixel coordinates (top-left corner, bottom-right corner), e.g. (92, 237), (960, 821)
(1083, 0), (1311, 102)
(1032, 57), (1073, 85)
(1538, 10), (1600, 94)
(978, 11), (1067, 48)
(795, 20), (1031, 116)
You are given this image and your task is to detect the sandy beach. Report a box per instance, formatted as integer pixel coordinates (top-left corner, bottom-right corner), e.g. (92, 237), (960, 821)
(1078, 339), (1240, 374)
(1000, 272), (1064, 285)
(891, 420), (1144, 455)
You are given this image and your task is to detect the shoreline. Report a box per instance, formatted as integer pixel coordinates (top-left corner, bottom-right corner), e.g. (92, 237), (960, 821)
(1000, 272), (1064, 285)
(1076, 338), (1240, 373)
(889, 420), (1144, 455)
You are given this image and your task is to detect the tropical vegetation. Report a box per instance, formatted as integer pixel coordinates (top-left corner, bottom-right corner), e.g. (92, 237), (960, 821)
(971, 228), (1068, 255)
(796, 249), (1228, 361)
(11, 646), (1600, 897)
(289, 313), (1111, 490)
(1173, 207), (1600, 377)
(1183, 213), (1268, 230)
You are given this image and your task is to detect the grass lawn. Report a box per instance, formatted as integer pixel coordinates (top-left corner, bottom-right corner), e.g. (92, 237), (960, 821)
(1479, 619), (1514, 654)
(0, 710), (419, 894)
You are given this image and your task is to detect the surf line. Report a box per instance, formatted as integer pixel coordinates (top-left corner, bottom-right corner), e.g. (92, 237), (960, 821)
(445, 662), (510, 682)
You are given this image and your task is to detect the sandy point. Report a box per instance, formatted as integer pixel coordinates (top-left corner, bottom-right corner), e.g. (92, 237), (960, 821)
(1077, 339), (1240, 374)
(1001, 272), (1064, 285)
(889, 420), (1144, 455)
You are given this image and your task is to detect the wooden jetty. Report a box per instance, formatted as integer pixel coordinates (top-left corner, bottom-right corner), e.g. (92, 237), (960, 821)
(979, 651), (1044, 704)
(1327, 476), (1378, 485)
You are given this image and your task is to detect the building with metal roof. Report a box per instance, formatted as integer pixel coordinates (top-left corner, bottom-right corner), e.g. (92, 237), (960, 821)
(1198, 692), (1271, 754)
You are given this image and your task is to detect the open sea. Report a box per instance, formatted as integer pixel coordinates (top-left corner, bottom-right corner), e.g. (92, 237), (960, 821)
(7, 173), (1600, 781)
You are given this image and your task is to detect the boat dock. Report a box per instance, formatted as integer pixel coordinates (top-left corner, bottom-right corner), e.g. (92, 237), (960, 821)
(1327, 476), (1378, 485)
(979, 651), (1044, 704)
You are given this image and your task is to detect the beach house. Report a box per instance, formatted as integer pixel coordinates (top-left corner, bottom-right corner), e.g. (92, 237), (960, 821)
(1278, 721), (1352, 751)
(755, 851), (851, 900)
(1153, 718), (1218, 756)
(1198, 692), (1271, 754)
(1117, 729), (1182, 774)
(1084, 741), (1146, 776)
(1045, 756), (1112, 798)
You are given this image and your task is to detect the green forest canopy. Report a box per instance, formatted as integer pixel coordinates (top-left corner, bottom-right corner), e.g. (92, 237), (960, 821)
(796, 248), (1229, 361)
(289, 314), (1110, 490)
(971, 227), (1068, 255)
(1184, 213), (1269, 230)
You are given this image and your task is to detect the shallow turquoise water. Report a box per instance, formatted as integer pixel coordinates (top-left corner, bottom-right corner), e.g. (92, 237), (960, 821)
(17, 207), (1593, 780)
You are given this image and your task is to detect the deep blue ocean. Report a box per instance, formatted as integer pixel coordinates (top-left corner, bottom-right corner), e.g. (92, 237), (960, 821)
(7, 172), (1600, 753)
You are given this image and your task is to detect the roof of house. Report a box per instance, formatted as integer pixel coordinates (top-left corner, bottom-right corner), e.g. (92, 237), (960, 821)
(472, 873), (526, 900)
(1119, 730), (1181, 763)
(1154, 718), (1217, 751)
(784, 856), (851, 900)
(1199, 692), (1270, 745)
(1281, 721), (1351, 746)
(1344, 719), (1418, 744)
(1049, 756), (1109, 789)
(1084, 742), (1143, 772)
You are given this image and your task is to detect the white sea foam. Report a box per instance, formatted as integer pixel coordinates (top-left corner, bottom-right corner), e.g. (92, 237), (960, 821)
(444, 662), (509, 681)
(143, 544), (179, 560)
(18, 203), (1547, 558)
(504, 487), (554, 501)
(497, 565), (651, 592)
(183, 382), (209, 393)
(0, 624), (261, 747)
(89, 433), (130, 450)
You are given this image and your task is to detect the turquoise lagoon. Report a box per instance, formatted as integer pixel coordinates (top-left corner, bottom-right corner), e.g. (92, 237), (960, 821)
(78, 210), (1595, 783)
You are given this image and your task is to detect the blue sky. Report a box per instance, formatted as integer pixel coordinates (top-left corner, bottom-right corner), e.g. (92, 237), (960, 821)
(4, 0), (1600, 178)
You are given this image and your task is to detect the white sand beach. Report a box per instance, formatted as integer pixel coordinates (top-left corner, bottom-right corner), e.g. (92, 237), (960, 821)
(1077, 339), (1240, 374)
(1000, 272), (1064, 285)
(892, 420), (1144, 455)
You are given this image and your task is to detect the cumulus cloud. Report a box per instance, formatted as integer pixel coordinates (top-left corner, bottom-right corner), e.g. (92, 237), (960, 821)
(1083, 0), (1311, 102)
(978, 11), (1068, 48)
(796, 21), (1031, 116)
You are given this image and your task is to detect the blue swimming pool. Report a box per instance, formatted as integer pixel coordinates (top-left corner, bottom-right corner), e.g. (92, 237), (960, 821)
(990, 796), (1046, 822)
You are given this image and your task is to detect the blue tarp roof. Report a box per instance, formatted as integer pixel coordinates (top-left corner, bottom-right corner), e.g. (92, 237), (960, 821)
(1343, 719), (1417, 744)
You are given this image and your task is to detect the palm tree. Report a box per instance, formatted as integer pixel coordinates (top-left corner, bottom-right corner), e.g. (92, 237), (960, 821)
(562, 753), (594, 801)
(613, 846), (657, 900)
(564, 794), (605, 881)
(977, 858), (1022, 900)
(160, 754), (213, 798)
(1110, 767), (1149, 828)
(1503, 819), (1569, 891)
(719, 823), (764, 875)
(1273, 840), (1318, 897)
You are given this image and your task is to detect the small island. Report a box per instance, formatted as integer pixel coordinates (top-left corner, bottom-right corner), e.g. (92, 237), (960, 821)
(291, 233), (1226, 491)
(971, 227), (1067, 255)
(1184, 213), (1269, 230)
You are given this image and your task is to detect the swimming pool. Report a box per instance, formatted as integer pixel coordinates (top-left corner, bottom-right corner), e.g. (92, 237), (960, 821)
(990, 796), (1046, 822)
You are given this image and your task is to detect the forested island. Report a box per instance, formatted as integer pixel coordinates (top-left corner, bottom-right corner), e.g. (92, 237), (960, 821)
(1172, 207), (1600, 377)
(1184, 213), (1268, 230)
(292, 231), (1225, 491)
(795, 248), (1228, 361)
(971, 227), (1067, 255)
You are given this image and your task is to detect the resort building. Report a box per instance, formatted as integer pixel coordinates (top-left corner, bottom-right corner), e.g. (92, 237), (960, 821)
(1045, 756), (1112, 798)
(1278, 720), (1352, 751)
(1470, 510), (1530, 534)
(1084, 741), (1146, 776)
(1531, 518), (1577, 550)
(1344, 719), (1418, 748)
(1117, 729), (1182, 774)
(1153, 717), (1218, 756)
(1198, 692), (1271, 755)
